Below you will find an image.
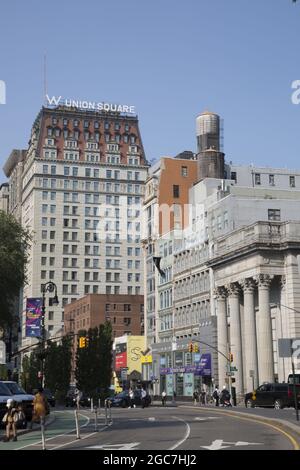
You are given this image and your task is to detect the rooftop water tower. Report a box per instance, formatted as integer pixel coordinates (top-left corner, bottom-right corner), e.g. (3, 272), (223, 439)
(196, 110), (225, 180)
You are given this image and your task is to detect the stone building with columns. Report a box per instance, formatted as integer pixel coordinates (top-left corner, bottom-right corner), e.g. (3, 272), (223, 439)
(211, 221), (300, 399)
(146, 164), (300, 398)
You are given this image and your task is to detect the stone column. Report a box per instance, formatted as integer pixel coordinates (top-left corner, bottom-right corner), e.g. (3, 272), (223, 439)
(241, 278), (258, 391)
(227, 282), (244, 397)
(215, 286), (228, 388)
(256, 274), (274, 384)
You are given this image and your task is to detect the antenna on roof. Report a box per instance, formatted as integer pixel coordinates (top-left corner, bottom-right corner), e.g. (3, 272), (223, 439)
(43, 53), (48, 106)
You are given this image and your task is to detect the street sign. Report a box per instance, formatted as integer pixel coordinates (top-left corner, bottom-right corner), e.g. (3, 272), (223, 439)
(226, 372), (234, 376)
(278, 338), (300, 357)
(230, 367), (238, 371)
(249, 370), (255, 377)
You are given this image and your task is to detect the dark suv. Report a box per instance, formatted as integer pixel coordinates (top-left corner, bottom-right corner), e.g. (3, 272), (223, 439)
(245, 382), (300, 409)
(108, 390), (151, 408)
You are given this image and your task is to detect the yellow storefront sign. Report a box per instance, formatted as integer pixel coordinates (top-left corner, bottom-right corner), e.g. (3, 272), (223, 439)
(141, 355), (153, 364)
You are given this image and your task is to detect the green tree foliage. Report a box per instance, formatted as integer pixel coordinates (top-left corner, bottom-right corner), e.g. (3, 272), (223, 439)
(44, 336), (72, 401)
(75, 322), (113, 399)
(0, 210), (32, 328)
(20, 352), (40, 392)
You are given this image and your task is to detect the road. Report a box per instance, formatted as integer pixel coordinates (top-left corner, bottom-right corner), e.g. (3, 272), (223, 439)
(1, 405), (299, 451)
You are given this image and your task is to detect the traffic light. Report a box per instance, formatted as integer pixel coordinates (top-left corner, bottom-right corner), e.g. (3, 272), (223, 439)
(193, 343), (199, 353)
(79, 336), (86, 348)
(188, 343), (193, 353)
(230, 353), (233, 363)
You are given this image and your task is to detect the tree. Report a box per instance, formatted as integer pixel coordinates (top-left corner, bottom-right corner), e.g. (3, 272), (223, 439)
(20, 352), (40, 392)
(0, 210), (32, 328)
(75, 322), (113, 399)
(44, 336), (72, 401)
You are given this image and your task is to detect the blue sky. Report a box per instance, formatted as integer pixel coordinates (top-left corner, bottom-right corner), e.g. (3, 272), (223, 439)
(0, 0), (300, 183)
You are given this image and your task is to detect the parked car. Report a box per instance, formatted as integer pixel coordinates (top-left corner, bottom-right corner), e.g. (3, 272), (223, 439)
(43, 388), (56, 407)
(65, 388), (76, 407)
(108, 389), (151, 408)
(1, 381), (34, 421)
(65, 389), (92, 407)
(245, 382), (300, 409)
(0, 382), (14, 427)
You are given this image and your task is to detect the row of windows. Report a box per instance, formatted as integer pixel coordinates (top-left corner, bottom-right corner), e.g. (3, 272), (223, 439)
(42, 167), (142, 181)
(254, 173), (296, 187)
(174, 301), (210, 327)
(174, 245), (209, 273)
(174, 272), (210, 300)
(51, 117), (131, 131)
(56, 246), (140, 257)
(159, 267), (172, 285)
(41, 230), (142, 243)
(61, 284), (142, 295)
(159, 289), (173, 310)
(47, 127), (137, 143)
(44, 149), (140, 165)
(159, 241), (173, 257)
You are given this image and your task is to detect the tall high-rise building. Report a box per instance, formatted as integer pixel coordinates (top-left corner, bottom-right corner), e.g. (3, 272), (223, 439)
(4, 102), (149, 350)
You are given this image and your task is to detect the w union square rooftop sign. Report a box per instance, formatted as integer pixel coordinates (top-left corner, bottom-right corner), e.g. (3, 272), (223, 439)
(46, 94), (136, 114)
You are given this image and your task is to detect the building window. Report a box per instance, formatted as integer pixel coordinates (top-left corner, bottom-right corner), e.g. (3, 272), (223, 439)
(173, 185), (180, 198)
(268, 209), (280, 221)
(255, 173), (261, 185)
(181, 166), (188, 177)
(269, 174), (275, 186)
(290, 175), (296, 188)
(230, 171), (237, 182)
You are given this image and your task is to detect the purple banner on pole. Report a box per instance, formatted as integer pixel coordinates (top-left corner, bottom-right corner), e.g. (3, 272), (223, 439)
(160, 353), (211, 376)
(26, 298), (43, 337)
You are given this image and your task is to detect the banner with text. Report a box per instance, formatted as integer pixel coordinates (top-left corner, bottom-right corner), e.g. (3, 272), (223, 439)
(26, 298), (43, 337)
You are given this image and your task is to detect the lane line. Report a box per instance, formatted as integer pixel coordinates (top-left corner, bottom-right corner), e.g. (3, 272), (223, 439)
(181, 406), (300, 451)
(15, 411), (91, 450)
(168, 416), (190, 450)
(50, 427), (107, 450)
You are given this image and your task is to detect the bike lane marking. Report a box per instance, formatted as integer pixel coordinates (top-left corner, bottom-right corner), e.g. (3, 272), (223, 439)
(12, 411), (90, 450)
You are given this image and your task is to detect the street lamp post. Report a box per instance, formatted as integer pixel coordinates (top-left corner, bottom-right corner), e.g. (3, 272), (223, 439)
(39, 282), (59, 387)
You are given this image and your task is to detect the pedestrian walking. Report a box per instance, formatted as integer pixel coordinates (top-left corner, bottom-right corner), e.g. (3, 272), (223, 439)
(213, 386), (220, 406)
(141, 388), (147, 408)
(201, 388), (206, 405)
(75, 388), (82, 409)
(161, 390), (167, 407)
(193, 390), (199, 405)
(30, 387), (49, 428)
(128, 388), (135, 408)
(2, 399), (18, 442)
(220, 385), (231, 407)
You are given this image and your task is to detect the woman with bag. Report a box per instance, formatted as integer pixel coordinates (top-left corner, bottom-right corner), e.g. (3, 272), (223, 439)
(30, 388), (49, 428)
(2, 399), (18, 442)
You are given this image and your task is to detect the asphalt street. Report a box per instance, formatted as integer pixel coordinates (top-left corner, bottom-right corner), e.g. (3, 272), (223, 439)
(1, 405), (299, 451)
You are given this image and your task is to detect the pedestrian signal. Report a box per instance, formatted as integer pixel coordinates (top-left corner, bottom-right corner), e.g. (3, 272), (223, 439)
(79, 337), (86, 348)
